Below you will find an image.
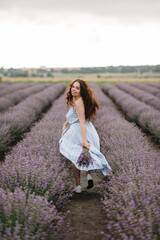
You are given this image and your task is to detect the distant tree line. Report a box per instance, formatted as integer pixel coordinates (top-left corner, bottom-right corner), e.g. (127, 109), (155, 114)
(60, 65), (160, 74)
(0, 65), (160, 77)
(0, 67), (54, 78)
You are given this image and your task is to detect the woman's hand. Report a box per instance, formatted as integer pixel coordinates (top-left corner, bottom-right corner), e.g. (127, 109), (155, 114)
(82, 139), (90, 150)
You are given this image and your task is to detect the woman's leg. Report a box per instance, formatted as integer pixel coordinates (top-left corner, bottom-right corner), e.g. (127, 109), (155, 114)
(72, 163), (81, 186)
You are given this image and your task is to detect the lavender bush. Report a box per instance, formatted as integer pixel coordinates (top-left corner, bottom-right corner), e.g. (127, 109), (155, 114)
(116, 83), (160, 111)
(0, 84), (49, 112)
(0, 83), (66, 155)
(92, 84), (160, 239)
(102, 84), (160, 141)
(130, 83), (160, 98)
(0, 187), (70, 240)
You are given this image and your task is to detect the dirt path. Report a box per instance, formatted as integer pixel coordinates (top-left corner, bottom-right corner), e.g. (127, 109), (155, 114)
(64, 166), (107, 240)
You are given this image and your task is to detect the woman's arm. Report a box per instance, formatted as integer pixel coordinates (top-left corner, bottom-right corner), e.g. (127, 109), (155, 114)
(62, 120), (69, 132)
(75, 100), (90, 150)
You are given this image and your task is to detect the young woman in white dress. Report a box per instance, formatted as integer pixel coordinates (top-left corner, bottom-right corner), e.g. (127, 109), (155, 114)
(59, 79), (112, 193)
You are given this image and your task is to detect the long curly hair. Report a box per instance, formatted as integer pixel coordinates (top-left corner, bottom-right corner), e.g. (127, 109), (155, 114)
(65, 79), (100, 120)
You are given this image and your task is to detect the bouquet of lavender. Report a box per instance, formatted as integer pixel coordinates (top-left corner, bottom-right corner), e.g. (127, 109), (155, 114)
(77, 148), (94, 168)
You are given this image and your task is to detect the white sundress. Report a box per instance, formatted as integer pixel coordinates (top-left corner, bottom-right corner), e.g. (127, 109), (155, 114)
(59, 104), (112, 176)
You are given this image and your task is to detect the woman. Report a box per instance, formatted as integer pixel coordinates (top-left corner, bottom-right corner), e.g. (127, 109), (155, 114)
(59, 79), (112, 193)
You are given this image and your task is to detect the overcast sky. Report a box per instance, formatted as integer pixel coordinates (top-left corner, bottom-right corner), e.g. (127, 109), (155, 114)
(0, 0), (160, 68)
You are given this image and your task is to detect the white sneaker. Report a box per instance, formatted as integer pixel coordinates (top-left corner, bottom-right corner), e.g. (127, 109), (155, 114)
(86, 174), (94, 189)
(73, 185), (82, 193)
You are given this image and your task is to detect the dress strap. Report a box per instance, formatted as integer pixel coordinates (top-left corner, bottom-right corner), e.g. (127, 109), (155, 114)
(73, 98), (83, 105)
(72, 98), (83, 110)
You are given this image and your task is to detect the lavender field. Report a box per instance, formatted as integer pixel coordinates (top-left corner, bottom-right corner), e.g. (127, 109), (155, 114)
(0, 82), (160, 240)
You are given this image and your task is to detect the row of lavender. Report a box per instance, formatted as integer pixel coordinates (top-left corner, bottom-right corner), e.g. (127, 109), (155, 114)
(0, 83), (66, 157)
(102, 84), (160, 141)
(0, 82), (14, 91)
(146, 83), (160, 89)
(130, 83), (160, 98)
(0, 92), (73, 239)
(116, 83), (160, 111)
(0, 83), (34, 97)
(0, 84), (51, 112)
(92, 84), (160, 240)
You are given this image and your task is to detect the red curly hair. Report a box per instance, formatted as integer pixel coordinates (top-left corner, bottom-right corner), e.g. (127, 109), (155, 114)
(65, 79), (100, 120)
